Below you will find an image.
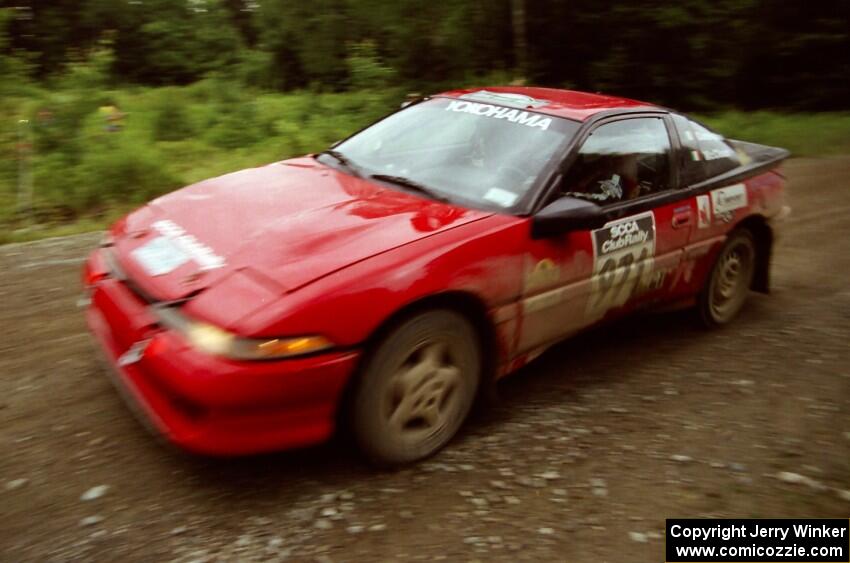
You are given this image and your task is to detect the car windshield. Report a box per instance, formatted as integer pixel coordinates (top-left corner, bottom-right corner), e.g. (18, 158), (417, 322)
(327, 97), (580, 211)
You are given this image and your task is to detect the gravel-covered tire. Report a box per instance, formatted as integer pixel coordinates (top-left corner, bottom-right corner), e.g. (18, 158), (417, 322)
(698, 229), (757, 327)
(350, 309), (481, 466)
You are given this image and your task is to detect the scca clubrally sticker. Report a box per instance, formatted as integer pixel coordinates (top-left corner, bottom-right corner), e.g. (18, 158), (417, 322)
(587, 212), (656, 317)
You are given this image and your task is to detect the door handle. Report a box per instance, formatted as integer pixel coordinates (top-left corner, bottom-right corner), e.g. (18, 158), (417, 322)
(672, 212), (692, 229)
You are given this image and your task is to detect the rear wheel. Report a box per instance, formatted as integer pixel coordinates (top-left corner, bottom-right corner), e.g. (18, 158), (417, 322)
(351, 309), (481, 466)
(698, 229), (756, 327)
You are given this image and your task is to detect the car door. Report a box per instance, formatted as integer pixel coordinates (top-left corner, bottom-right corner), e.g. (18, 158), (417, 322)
(516, 114), (692, 355)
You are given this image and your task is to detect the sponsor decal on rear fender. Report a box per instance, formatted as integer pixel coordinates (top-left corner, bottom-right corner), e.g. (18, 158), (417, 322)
(711, 183), (748, 216)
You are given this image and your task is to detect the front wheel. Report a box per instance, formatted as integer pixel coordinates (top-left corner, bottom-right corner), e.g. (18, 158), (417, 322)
(697, 229), (756, 327)
(350, 310), (481, 466)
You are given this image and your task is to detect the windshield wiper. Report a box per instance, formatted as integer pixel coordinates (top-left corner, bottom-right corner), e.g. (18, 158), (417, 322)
(370, 174), (449, 203)
(318, 149), (360, 176)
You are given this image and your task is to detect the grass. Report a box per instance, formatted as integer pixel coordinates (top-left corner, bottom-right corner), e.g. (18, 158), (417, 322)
(0, 83), (401, 243)
(2, 82), (849, 243)
(696, 111), (850, 157)
(1, 216), (111, 244)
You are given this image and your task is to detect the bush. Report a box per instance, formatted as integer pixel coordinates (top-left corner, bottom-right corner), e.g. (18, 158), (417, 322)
(152, 90), (195, 141)
(347, 40), (396, 90)
(74, 137), (181, 209)
(31, 152), (83, 211)
(57, 41), (114, 92)
(235, 49), (275, 89)
(204, 100), (266, 149)
(27, 137), (178, 216)
(7, 78), (850, 244)
(0, 9), (34, 97)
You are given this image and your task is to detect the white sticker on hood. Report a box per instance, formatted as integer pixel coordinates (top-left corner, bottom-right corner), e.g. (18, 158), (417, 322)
(132, 236), (189, 277)
(152, 219), (225, 271)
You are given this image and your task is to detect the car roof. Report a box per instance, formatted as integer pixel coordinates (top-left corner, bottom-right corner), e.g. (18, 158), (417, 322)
(436, 86), (660, 121)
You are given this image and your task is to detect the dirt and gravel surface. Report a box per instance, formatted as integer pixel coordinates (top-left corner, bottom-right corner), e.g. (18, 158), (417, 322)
(1, 157), (849, 562)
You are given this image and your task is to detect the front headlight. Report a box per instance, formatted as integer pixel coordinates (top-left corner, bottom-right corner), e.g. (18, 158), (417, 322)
(184, 322), (235, 356)
(157, 307), (333, 360)
(187, 320), (333, 360)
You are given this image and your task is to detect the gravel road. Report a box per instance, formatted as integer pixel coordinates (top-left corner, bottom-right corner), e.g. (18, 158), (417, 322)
(1, 157), (849, 562)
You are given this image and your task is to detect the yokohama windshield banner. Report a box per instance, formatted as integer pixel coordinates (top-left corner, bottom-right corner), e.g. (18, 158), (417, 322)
(666, 519), (849, 562)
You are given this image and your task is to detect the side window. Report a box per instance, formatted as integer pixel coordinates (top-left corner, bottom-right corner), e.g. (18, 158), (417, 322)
(561, 118), (672, 205)
(672, 114), (740, 186)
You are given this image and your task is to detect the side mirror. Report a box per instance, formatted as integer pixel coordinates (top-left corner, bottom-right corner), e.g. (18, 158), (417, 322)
(531, 197), (606, 238)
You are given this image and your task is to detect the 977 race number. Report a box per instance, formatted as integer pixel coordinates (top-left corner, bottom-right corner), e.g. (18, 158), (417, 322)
(587, 212), (657, 318)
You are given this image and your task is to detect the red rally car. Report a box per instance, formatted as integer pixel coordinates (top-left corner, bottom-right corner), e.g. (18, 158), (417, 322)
(83, 87), (790, 465)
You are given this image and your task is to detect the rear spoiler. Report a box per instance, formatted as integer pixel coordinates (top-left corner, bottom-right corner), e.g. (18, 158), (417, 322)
(689, 141), (791, 192)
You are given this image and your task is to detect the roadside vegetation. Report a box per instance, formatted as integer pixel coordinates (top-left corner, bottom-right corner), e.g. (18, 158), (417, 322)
(1, 53), (407, 242)
(3, 76), (850, 243)
(1, 2), (848, 243)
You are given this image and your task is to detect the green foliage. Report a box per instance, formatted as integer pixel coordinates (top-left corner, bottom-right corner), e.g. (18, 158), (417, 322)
(204, 102), (265, 149)
(347, 40), (396, 90)
(76, 137), (181, 207)
(0, 81), (406, 238)
(0, 0), (848, 242)
(234, 49), (274, 89)
(135, 1), (241, 84)
(188, 80), (272, 148)
(152, 90), (195, 141)
(29, 127), (180, 214)
(4, 1), (848, 110)
(57, 40), (115, 91)
(0, 134), (20, 226)
(3, 80), (848, 243)
(0, 9), (33, 96)
(30, 91), (109, 158)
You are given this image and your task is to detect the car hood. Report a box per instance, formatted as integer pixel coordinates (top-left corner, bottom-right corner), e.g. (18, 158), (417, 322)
(112, 157), (491, 302)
